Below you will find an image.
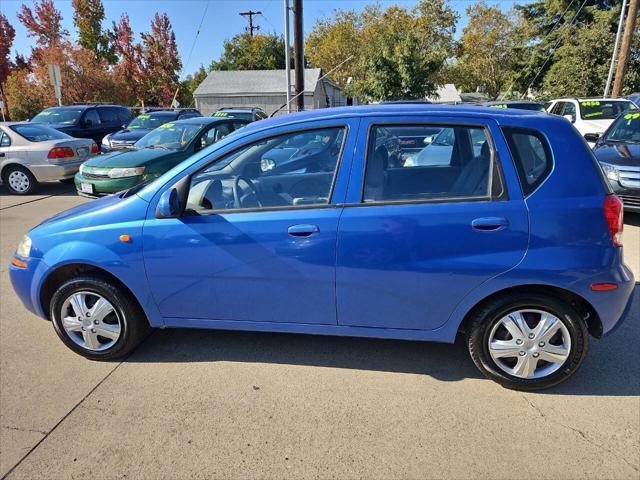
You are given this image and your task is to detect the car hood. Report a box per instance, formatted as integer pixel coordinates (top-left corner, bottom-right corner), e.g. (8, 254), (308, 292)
(82, 148), (180, 168)
(37, 123), (78, 131)
(109, 129), (151, 142)
(593, 142), (640, 167)
(580, 119), (613, 133)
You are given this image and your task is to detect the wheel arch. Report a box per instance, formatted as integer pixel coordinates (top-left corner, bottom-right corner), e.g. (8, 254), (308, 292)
(1, 161), (34, 179)
(456, 284), (603, 339)
(39, 263), (147, 325)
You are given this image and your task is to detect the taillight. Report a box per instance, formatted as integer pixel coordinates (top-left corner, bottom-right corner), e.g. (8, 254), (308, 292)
(603, 194), (623, 247)
(47, 147), (75, 159)
(90, 143), (99, 154)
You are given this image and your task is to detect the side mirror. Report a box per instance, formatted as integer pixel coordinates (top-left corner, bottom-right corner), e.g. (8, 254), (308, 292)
(563, 114), (576, 124)
(584, 132), (600, 143)
(122, 124), (128, 129)
(423, 135), (435, 145)
(156, 188), (183, 219)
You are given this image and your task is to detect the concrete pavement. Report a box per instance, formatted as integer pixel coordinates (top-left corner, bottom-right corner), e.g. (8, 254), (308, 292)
(1, 184), (638, 479)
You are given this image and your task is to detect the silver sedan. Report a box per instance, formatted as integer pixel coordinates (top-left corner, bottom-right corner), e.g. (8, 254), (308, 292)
(1, 122), (98, 194)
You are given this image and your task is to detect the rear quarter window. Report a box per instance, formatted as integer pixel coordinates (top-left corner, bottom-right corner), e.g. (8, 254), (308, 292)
(502, 127), (553, 196)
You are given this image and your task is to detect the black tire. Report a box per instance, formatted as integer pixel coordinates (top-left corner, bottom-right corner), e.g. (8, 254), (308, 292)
(2, 165), (38, 195)
(467, 293), (589, 391)
(50, 275), (151, 360)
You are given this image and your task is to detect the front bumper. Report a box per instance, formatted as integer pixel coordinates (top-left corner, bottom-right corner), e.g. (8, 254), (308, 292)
(30, 161), (83, 182)
(9, 256), (48, 319)
(74, 172), (146, 197)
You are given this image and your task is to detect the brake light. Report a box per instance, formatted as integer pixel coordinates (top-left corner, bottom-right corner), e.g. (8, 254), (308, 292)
(603, 194), (623, 247)
(90, 143), (99, 154)
(47, 147), (75, 159)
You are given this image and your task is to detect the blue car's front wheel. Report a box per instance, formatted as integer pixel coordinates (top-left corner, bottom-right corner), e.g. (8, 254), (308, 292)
(50, 275), (151, 360)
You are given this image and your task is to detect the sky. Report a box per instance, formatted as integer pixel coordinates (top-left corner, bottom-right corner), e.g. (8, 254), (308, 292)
(0, 0), (517, 79)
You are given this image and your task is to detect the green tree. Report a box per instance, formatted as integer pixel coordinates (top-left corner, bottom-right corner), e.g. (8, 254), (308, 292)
(450, 3), (522, 99)
(72, 0), (115, 63)
(210, 32), (288, 71)
(179, 65), (208, 107)
(305, 1), (458, 102)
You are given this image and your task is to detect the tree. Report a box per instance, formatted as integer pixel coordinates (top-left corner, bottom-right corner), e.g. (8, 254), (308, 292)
(452, 3), (521, 99)
(140, 13), (182, 106)
(210, 32), (288, 71)
(111, 14), (146, 105)
(179, 65), (208, 107)
(72, 0), (114, 63)
(17, 0), (69, 61)
(305, 1), (458, 101)
(1, 13), (16, 118)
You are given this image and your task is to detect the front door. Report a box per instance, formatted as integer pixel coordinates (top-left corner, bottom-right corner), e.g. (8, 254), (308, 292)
(143, 120), (358, 324)
(336, 118), (529, 330)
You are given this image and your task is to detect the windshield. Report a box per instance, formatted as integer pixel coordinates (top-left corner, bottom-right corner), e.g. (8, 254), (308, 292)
(127, 113), (175, 130)
(579, 100), (637, 120)
(32, 108), (84, 125)
(134, 123), (202, 150)
(603, 112), (640, 143)
(10, 124), (70, 142)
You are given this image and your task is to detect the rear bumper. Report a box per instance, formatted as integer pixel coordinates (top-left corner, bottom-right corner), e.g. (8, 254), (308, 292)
(29, 161), (83, 182)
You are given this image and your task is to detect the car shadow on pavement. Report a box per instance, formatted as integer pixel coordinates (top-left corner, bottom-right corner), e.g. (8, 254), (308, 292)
(0, 182), (78, 197)
(128, 286), (639, 395)
(625, 212), (640, 227)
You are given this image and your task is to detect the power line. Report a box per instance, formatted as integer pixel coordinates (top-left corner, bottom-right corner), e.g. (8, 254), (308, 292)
(521, 0), (589, 98)
(499, 0), (578, 99)
(183, 0), (210, 73)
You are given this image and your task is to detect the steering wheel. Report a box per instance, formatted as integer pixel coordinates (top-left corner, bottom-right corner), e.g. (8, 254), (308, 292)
(233, 176), (262, 208)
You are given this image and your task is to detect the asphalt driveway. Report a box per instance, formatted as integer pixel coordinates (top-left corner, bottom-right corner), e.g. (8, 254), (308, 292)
(1, 184), (638, 479)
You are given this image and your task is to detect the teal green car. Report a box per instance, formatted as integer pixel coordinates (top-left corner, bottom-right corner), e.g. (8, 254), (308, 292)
(75, 117), (249, 197)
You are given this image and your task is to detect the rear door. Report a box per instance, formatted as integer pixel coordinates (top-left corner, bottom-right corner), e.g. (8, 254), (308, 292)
(336, 116), (529, 331)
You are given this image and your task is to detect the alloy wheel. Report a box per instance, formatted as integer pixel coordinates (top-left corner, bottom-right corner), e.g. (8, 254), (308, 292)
(488, 309), (571, 379)
(60, 291), (122, 351)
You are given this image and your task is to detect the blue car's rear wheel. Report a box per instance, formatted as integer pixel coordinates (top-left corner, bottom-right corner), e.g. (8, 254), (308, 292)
(50, 275), (150, 360)
(467, 293), (589, 391)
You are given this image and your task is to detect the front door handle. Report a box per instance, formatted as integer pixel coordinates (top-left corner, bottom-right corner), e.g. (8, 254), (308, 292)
(288, 224), (320, 237)
(0, 153), (5, 157)
(472, 217), (509, 231)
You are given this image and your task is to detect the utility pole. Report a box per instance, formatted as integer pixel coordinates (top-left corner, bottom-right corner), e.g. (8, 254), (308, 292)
(292, 0), (304, 111)
(240, 10), (261, 37)
(604, 0), (627, 97)
(612, 0), (638, 97)
(284, 0), (292, 113)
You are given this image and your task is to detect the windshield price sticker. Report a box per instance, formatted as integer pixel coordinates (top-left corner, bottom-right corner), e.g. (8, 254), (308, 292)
(138, 114), (151, 119)
(213, 112), (228, 117)
(159, 123), (175, 129)
(623, 113), (640, 121)
(491, 104), (508, 109)
(581, 101), (601, 107)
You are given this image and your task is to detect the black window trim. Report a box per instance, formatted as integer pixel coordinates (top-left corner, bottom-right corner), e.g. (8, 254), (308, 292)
(501, 126), (554, 197)
(181, 122), (352, 216)
(356, 120), (508, 208)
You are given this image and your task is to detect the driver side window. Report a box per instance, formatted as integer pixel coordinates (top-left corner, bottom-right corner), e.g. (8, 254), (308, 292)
(187, 126), (346, 213)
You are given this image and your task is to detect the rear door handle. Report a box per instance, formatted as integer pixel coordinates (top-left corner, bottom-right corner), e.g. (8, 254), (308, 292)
(288, 224), (320, 237)
(472, 217), (509, 231)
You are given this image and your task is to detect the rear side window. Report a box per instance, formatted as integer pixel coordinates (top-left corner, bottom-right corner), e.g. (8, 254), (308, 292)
(362, 124), (501, 203)
(0, 131), (11, 147)
(502, 127), (552, 196)
(98, 107), (118, 123)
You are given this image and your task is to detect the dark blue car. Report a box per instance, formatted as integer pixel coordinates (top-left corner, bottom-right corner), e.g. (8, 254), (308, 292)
(101, 109), (201, 152)
(9, 104), (634, 390)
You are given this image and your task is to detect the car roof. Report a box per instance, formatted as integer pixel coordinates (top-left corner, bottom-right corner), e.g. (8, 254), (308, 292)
(484, 100), (542, 105)
(218, 107), (262, 112)
(239, 104), (547, 135)
(552, 97), (631, 102)
(172, 116), (245, 126)
(43, 104), (126, 110)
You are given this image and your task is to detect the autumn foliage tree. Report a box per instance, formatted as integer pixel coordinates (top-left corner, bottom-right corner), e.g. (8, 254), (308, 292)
(112, 14), (146, 105)
(72, 0), (115, 63)
(0, 13), (16, 119)
(140, 13), (182, 106)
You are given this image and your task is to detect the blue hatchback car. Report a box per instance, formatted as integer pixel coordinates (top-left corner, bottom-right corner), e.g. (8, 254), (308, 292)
(9, 105), (635, 390)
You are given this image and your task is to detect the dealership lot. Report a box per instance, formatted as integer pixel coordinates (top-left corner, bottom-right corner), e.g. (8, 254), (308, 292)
(1, 185), (638, 479)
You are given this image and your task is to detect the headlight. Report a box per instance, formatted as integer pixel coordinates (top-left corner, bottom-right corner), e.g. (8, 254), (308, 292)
(102, 135), (111, 147)
(16, 235), (32, 258)
(600, 162), (619, 182)
(79, 163), (85, 174)
(107, 167), (145, 178)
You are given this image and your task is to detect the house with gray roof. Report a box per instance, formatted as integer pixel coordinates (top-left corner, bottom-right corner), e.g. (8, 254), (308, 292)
(193, 68), (352, 116)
